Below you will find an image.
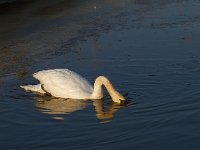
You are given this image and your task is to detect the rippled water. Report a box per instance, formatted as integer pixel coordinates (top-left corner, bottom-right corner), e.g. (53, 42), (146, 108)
(1, 0), (200, 149)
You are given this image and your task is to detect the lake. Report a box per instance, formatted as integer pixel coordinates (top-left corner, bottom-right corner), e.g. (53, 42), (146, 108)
(0, 0), (200, 149)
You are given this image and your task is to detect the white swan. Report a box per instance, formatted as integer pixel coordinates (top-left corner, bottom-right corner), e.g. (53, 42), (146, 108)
(20, 69), (125, 103)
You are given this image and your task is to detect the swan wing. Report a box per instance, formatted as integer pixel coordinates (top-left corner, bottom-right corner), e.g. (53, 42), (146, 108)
(33, 69), (93, 99)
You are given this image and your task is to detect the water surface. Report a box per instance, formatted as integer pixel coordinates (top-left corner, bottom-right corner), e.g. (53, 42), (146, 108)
(0, 0), (200, 149)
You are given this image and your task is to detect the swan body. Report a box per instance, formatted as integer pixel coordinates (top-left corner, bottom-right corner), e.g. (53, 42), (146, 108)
(20, 69), (125, 103)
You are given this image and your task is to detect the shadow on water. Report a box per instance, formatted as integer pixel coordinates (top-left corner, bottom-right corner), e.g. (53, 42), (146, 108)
(0, 0), (84, 14)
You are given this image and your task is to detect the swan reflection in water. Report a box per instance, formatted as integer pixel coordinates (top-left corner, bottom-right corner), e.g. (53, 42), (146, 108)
(35, 96), (125, 122)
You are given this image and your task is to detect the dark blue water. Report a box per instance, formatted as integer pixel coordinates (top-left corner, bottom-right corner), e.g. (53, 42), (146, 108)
(0, 0), (200, 149)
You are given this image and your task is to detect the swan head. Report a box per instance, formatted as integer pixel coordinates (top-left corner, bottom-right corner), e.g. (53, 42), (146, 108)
(93, 76), (126, 104)
(110, 91), (126, 104)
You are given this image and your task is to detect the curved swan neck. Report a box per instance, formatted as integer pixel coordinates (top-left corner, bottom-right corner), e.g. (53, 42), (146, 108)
(91, 76), (105, 99)
(91, 76), (124, 103)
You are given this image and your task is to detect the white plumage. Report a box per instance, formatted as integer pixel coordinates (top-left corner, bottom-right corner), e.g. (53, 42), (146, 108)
(21, 69), (125, 103)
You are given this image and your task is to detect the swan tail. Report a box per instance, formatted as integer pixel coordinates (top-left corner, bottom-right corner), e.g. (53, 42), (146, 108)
(20, 84), (46, 94)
